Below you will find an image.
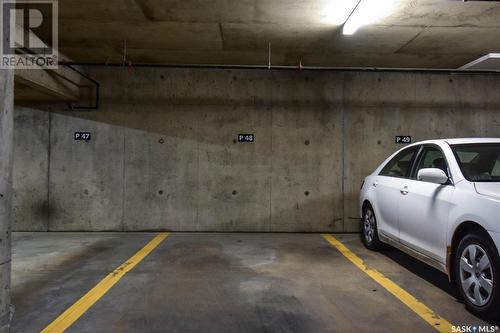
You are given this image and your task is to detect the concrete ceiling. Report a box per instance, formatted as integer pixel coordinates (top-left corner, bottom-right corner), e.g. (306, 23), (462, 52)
(44, 0), (500, 68)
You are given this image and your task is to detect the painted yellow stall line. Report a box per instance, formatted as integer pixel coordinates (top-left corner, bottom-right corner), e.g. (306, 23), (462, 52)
(41, 232), (169, 333)
(322, 234), (453, 333)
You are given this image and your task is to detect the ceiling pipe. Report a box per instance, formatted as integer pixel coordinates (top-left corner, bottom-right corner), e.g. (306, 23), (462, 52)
(64, 64), (100, 110)
(58, 61), (500, 75)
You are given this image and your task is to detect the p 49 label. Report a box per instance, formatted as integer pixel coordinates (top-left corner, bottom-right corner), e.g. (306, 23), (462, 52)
(395, 136), (411, 144)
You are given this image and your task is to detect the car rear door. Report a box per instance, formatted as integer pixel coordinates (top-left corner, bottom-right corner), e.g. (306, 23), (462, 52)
(372, 146), (420, 241)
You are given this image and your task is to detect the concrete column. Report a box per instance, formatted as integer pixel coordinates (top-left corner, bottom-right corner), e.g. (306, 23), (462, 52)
(0, 67), (14, 332)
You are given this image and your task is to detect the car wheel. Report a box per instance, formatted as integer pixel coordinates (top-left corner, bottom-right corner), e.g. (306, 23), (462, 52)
(455, 232), (500, 320)
(361, 205), (382, 250)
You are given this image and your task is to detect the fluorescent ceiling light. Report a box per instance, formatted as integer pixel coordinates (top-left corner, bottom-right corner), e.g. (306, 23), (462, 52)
(459, 53), (500, 71)
(343, 0), (396, 35)
(322, 0), (360, 25)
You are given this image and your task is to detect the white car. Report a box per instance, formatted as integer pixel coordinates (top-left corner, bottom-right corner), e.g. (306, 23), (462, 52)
(360, 138), (500, 319)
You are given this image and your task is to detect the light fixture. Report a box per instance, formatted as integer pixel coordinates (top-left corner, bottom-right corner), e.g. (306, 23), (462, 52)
(459, 53), (500, 71)
(322, 0), (360, 25)
(342, 0), (396, 35)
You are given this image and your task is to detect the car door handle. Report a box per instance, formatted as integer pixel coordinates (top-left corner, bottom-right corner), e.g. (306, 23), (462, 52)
(372, 181), (378, 187)
(400, 186), (409, 195)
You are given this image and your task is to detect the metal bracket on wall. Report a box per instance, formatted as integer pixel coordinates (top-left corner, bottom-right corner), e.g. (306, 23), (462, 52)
(63, 64), (100, 110)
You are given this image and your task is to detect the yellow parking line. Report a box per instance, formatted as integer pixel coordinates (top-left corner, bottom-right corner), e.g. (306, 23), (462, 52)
(41, 232), (169, 333)
(322, 234), (453, 333)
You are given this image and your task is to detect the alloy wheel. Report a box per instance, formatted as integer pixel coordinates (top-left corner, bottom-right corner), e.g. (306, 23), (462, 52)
(364, 209), (375, 244)
(459, 244), (494, 307)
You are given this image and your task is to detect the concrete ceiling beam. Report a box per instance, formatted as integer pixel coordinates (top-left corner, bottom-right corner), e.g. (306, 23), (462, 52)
(14, 66), (82, 102)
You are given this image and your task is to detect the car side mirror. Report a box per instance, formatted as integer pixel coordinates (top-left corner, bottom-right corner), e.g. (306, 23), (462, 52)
(417, 168), (449, 185)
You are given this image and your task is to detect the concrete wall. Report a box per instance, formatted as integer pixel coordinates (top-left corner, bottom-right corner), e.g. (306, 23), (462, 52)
(13, 108), (49, 231)
(13, 68), (500, 232)
(0, 68), (14, 332)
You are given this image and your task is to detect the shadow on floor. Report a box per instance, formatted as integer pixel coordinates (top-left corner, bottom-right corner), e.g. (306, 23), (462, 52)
(377, 242), (499, 326)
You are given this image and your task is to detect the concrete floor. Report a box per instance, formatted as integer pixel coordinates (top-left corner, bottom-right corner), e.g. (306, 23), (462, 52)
(10, 232), (494, 332)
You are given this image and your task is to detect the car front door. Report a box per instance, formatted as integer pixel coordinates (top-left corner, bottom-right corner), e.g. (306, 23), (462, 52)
(398, 145), (455, 263)
(372, 146), (419, 241)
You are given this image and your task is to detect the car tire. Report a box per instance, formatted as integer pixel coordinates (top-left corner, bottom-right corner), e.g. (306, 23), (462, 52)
(455, 232), (500, 321)
(361, 205), (382, 250)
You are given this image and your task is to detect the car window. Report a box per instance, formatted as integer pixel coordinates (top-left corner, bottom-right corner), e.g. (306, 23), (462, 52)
(379, 146), (418, 178)
(455, 151), (478, 163)
(414, 146), (449, 179)
(492, 159), (500, 177)
(452, 144), (500, 181)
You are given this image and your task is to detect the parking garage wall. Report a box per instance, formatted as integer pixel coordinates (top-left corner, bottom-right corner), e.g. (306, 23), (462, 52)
(12, 68), (500, 232)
